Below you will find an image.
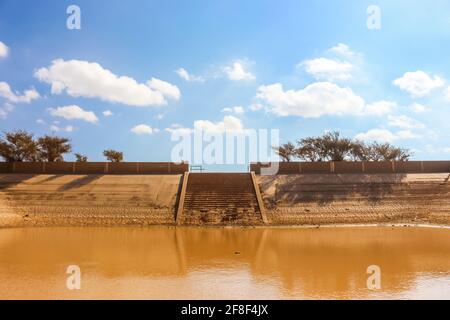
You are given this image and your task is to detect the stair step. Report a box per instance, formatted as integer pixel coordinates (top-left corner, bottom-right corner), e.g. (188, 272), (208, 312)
(181, 173), (263, 225)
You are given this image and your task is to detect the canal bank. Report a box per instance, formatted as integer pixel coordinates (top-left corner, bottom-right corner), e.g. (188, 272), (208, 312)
(0, 171), (448, 227)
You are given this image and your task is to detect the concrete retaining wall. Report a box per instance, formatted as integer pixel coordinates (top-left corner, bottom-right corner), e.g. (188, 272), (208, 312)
(0, 174), (183, 227)
(0, 162), (189, 175)
(256, 173), (450, 226)
(251, 161), (450, 174)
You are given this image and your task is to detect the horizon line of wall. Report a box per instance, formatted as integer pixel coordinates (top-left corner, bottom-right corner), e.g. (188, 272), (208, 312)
(0, 161), (449, 175)
(0, 162), (189, 175)
(250, 161), (450, 174)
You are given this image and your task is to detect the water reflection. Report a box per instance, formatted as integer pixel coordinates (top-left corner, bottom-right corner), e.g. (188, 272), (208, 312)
(0, 227), (449, 299)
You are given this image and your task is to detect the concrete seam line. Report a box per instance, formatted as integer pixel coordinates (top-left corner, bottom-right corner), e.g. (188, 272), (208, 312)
(176, 172), (189, 224)
(251, 171), (268, 224)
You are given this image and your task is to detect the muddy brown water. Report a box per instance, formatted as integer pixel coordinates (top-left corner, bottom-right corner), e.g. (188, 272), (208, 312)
(0, 226), (449, 299)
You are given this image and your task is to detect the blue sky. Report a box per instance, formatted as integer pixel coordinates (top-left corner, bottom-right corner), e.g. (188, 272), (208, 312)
(1, 0), (449, 167)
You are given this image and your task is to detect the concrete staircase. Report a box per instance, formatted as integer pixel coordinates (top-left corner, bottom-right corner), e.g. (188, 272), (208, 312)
(177, 173), (265, 225)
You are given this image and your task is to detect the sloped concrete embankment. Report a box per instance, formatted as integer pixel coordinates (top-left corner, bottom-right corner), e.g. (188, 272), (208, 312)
(256, 173), (450, 226)
(0, 174), (182, 227)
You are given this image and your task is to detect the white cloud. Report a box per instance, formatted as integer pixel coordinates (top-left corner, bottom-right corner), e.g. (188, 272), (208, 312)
(221, 106), (244, 114)
(395, 130), (420, 140)
(0, 103), (14, 119)
(165, 124), (194, 136)
(194, 115), (245, 133)
(327, 43), (355, 59)
(102, 110), (113, 117)
(300, 57), (354, 82)
(249, 103), (264, 111)
(409, 102), (430, 113)
(50, 124), (75, 133)
(165, 116), (246, 136)
(175, 68), (204, 82)
(147, 78), (180, 100)
(35, 59), (180, 107)
(49, 105), (98, 123)
(222, 61), (255, 81)
(0, 41), (9, 59)
(355, 128), (419, 142)
(387, 115), (426, 129)
(256, 82), (366, 118)
(445, 86), (450, 101)
(355, 129), (397, 143)
(130, 124), (156, 135)
(36, 118), (46, 125)
(0, 82), (40, 103)
(364, 100), (397, 116)
(393, 71), (444, 97)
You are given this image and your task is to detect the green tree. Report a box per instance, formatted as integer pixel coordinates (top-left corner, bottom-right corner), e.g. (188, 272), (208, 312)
(273, 142), (297, 162)
(296, 132), (354, 161)
(103, 149), (123, 162)
(0, 130), (39, 162)
(38, 135), (72, 162)
(368, 142), (412, 161)
(320, 131), (354, 161)
(74, 153), (88, 162)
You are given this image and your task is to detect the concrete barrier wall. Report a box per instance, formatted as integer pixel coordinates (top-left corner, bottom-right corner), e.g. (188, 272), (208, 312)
(0, 162), (189, 175)
(251, 161), (450, 174)
(334, 161), (363, 174)
(301, 162), (331, 173)
(364, 161), (394, 173)
(74, 162), (106, 174)
(45, 162), (74, 174)
(423, 161), (450, 173)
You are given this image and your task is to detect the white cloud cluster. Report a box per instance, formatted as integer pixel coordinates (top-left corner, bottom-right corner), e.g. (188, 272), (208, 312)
(222, 61), (255, 81)
(130, 124), (157, 135)
(0, 103), (14, 119)
(221, 106), (244, 114)
(175, 68), (204, 82)
(194, 115), (244, 133)
(0, 41), (9, 59)
(393, 71), (444, 97)
(255, 82), (398, 118)
(35, 59), (180, 107)
(165, 116), (245, 136)
(50, 124), (75, 133)
(49, 105), (98, 123)
(249, 103), (264, 111)
(364, 100), (397, 116)
(256, 82), (367, 117)
(300, 57), (354, 82)
(445, 86), (450, 101)
(147, 78), (180, 100)
(0, 82), (40, 103)
(327, 43), (355, 59)
(355, 128), (419, 143)
(409, 102), (430, 114)
(387, 115), (425, 129)
(102, 110), (113, 117)
(165, 124), (194, 136)
(299, 43), (359, 82)
(356, 115), (427, 143)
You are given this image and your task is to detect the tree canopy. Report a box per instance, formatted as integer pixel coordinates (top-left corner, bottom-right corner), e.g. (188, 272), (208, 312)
(0, 130), (72, 162)
(103, 149), (123, 162)
(274, 131), (412, 162)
